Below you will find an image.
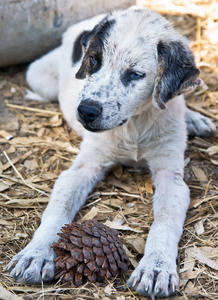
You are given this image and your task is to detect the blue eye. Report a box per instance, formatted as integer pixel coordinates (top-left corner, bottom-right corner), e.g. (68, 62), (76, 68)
(130, 72), (145, 80)
(90, 56), (97, 68)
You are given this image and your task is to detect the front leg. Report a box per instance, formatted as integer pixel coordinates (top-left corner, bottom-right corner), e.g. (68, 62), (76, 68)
(128, 166), (190, 297)
(8, 141), (113, 284)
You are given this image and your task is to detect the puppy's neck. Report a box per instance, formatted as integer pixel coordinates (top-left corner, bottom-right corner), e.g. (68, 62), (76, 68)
(130, 95), (163, 124)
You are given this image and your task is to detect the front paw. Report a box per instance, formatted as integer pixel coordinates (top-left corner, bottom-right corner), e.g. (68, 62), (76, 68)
(127, 254), (179, 298)
(7, 243), (56, 284)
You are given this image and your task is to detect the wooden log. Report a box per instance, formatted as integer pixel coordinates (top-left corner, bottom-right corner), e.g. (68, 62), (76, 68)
(0, 0), (134, 67)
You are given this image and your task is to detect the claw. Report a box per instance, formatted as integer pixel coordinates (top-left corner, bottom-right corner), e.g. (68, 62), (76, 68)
(42, 269), (48, 280)
(144, 285), (149, 292)
(132, 277), (138, 288)
(7, 261), (16, 271)
(15, 268), (21, 277)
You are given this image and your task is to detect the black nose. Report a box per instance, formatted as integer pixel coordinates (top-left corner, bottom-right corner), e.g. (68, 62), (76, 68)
(78, 100), (102, 124)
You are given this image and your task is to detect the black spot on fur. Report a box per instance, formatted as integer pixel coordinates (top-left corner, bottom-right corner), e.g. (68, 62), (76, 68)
(72, 31), (91, 64)
(117, 102), (121, 110)
(91, 91), (101, 97)
(120, 70), (133, 86)
(121, 70), (145, 87)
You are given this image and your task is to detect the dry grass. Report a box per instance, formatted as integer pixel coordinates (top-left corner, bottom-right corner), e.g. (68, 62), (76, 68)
(0, 1), (217, 299)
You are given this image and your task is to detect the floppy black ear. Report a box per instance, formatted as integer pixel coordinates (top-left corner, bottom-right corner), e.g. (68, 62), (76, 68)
(75, 29), (98, 79)
(75, 32), (93, 79)
(153, 40), (203, 109)
(75, 56), (89, 79)
(80, 31), (94, 49)
(76, 16), (115, 80)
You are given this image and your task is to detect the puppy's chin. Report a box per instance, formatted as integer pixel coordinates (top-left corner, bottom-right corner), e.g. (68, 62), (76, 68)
(78, 118), (128, 132)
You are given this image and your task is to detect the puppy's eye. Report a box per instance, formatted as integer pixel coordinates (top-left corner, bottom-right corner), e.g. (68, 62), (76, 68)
(90, 56), (98, 68)
(130, 72), (145, 80)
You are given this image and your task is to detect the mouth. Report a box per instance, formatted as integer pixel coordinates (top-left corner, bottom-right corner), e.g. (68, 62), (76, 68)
(119, 119), (128, 126)
(82, 125), (105, 132)
(80, 118), (128, 132)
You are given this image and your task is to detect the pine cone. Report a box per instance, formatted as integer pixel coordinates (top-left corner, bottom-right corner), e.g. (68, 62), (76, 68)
(52, 220), (128, 286)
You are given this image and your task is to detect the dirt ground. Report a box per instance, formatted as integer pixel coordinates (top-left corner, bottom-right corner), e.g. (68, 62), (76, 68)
(0, 3), (217, 300)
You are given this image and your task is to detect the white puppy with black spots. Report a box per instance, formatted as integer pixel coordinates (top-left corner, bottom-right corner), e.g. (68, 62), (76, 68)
(8, 6), (216, 298)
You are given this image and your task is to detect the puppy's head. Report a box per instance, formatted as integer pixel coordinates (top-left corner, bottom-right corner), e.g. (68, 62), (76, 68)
(75, 8), (202, 132)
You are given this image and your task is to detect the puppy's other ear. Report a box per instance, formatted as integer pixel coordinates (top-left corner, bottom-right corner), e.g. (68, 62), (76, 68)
(75, 32), (93, 79)
(80, 31), (93, 49)
(75, 56), (89, 79)
(153, 40), (203, 109)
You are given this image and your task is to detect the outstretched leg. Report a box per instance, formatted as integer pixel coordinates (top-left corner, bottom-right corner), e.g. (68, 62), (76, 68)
(185, 106), (216, 138)
(8, 140), (114, 284)
(128, 152), (190, 297)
